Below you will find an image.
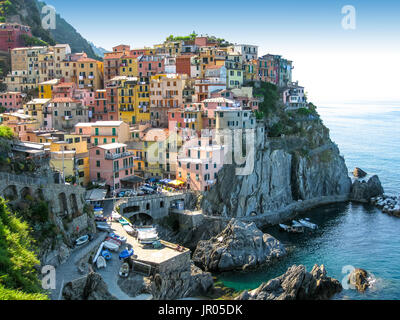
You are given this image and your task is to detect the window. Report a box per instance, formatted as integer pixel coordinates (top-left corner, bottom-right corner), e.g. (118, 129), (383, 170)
(96, 160), (100, 167)
(96, 150), (100, 155)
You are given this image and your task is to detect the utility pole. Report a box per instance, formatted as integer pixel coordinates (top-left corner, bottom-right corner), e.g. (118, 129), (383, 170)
(62, 147), (65, 184)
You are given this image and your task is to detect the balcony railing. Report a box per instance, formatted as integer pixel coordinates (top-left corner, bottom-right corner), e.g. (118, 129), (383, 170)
(105, 151), (134, 160)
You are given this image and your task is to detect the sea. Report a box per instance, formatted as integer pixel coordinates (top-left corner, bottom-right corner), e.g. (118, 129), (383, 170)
(217, 102), (400, 300)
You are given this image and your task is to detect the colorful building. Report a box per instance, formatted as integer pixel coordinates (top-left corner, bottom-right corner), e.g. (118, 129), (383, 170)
(89, 143), (135, 192)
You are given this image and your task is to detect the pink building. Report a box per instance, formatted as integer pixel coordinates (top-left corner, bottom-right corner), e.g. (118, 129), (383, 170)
(0, 23), (32, 52)
(177, 137), (224, 192)
(0, 92), (23, 111)
(202, 97), (236, 119)
(89, 143), (135, 192)
(137, 55), (165, 77)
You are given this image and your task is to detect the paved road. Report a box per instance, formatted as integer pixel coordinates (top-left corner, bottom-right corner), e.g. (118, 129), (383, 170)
(50, 232), (106, 300)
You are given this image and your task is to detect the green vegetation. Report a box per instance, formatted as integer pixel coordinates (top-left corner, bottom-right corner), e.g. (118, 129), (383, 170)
(0, 197), (48, 300)
(0, 126), (13, 140)
(165, 32), (232, 47)
(20, 34), (49, 47)
(166, 31), (198, 42)
(248, 81), (280, 117)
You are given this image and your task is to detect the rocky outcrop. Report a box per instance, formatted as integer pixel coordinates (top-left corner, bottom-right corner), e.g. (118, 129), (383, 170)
(150, 264), (214, 300)
(62, 271), (117, 300)
(350, 175), (384, 202)
(348, 268), (370, 292)
(371, 194), (400, 217)
(353, 167), (367, 178)
(237, 264), (342, 300)
(192, 219), (286, 272)
(202, 121), (351, 220)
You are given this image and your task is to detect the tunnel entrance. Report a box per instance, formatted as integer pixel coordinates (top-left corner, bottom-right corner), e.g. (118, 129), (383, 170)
(129, 213), (153, 226)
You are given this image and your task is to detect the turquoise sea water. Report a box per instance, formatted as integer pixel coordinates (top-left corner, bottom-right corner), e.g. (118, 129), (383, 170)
(218, 102), (400, 300)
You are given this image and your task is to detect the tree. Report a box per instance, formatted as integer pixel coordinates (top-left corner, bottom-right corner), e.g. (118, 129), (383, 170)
(0, 197), (48, 299)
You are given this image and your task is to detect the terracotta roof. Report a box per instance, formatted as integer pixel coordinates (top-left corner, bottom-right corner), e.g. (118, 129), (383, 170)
(51, 97), (80, 103)
(104, 52), (124, 59)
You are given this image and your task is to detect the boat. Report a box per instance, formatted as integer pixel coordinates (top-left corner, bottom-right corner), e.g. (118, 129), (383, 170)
(137, 227), (159, 244)
(111, 211), (121, 221)
(291, 220), (305, 233)
(105, 237), (122, 246)
(123, 225), (136, 236)
(96, 256), (106, 269)
(101, 250), (112, 261)
(103, 240), (120, 252)
(119, 217), (130, 226)
(109, 232), (127, 243)
(298, 219), (318, 230)
(95, 214), (107, 222)
(75, 235), (89, 246)
(119, 248), (134, 260)
(119, 262), (130, 278)
(279, 224), (290, 231)
(96, 222), (111, 231)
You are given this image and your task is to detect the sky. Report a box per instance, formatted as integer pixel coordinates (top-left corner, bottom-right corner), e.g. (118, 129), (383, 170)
(43, 0), (400, 104)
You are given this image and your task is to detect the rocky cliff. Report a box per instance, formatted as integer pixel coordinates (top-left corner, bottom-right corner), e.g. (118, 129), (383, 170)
(237, 264), (342, 300)
(202, 111), (352, 222)
(193, 219), (285, 272)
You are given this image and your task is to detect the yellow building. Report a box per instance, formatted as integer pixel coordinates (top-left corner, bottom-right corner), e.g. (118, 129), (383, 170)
(118, 77), (150, 125)
(77, 57), (104, 91)
(38, 79), (60, 99)
(23, 98), (51, 128)
(119, 54), (138, 77)
(49, 133), (90, 186)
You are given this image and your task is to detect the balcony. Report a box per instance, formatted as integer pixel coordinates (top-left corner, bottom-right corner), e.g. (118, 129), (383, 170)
(64, 115), (73, 120)
(88, 75), (95, 79)
(105, 151), (134, 160)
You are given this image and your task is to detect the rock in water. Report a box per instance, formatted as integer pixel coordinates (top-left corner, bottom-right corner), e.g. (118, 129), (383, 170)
(192, 219), (286, 272)
(353, 167), (367, 178)
(62, 272), (117, 300)
(348, 268), (370, 292)
(236, 264), (342, 300)
(350, 175), (384, 202)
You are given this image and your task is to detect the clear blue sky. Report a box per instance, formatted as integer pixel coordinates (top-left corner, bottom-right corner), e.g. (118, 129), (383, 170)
(43, 0), (400, 103)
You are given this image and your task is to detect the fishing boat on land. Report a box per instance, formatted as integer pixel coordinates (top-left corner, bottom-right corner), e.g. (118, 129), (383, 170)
(119, 217), (131, 226)
(75, 235), (89, 246)
(101, 250), (112, 260)
(96, 256), (106, 269)
(298, 219), (318, 230)
(119, 262), (130, 278)
(119, 248), (134, 260)
(103, 240), (120, 252)
(96, 222), (111, 231)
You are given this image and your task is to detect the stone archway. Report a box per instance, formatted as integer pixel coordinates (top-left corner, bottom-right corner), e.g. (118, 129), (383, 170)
(58, 192), (68, 216)
(130, 213), (153, 226)
(3, 185), (18, 201)
(69, 193), (79, 217)
(35, 188), (45, 201)
(20, 187), (33, 200)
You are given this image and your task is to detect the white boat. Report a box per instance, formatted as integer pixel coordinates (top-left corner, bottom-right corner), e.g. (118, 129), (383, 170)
(111, 211), (121, 221)
(75, 235), (89, 246)
(123, 225), (136, 236)
(96, 222), (111, 231)
(298, 219), (318, 230)
(279, 224), (290, 231)
(96, 256), (106, 269)
(137, 227), (159, 244)
(103, 240), (120, 252)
